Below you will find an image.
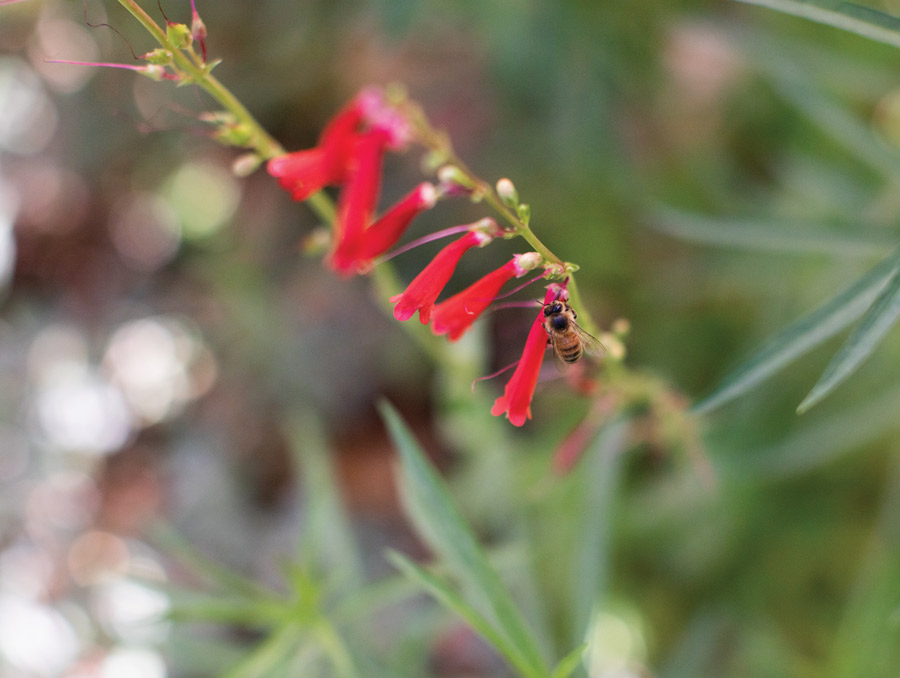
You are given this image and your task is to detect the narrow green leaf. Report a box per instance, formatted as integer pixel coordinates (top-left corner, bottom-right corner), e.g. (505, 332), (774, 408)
(379, 401), (549, 678)
(551, 643), (588, 678)
(285, 413), (363, 584)
(693, 248), (900, 413)
(648, 208), (889, 257)
(570, 422), (627, 646)
(761, 59), (900, 180)
(798, 262), (900, 412)
(386, 551), (534, 678)
(738, 0), (900, 49)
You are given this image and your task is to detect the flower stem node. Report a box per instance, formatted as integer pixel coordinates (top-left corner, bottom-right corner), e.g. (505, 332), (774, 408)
(214, 122), (254, 147)
(542, 262), (567, 279)
(166, 22), (193, 49)
(436, 165), (477, 196)
(496, 177), (519, 208)
(471, 217), (502, 241)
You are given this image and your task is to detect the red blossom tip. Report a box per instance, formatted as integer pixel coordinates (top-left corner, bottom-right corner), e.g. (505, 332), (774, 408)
(430, 257), (524, 341)
(355, 182), (437, 263)
(390, 228), (491, 324)
(357, 86), (412, 150)
(490, 286), (558, 426)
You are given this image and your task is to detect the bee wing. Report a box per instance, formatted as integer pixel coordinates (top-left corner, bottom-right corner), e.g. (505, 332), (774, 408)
(573, 323), (606, 360)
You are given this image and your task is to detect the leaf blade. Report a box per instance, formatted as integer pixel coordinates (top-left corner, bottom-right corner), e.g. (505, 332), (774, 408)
(798, 260), (900, 412)
(379, 401), (549, 677)
(693, 248), (900, 413)
(738, 0), (900, 49)
(648, 207), (889, 257)
(386, 551), (534, 678)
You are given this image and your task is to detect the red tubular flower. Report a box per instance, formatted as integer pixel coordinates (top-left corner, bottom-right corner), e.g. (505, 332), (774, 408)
(391, 222), (497, 324)
(267, 99), (363, 201)
(328, 129), (390, 274)
(430, 253), (541, 341)
(356, 182), (437, 263)
(490, 285), (560, 427)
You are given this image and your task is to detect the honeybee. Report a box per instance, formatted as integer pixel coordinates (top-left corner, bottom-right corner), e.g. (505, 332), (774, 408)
(542, 299), (605, 364)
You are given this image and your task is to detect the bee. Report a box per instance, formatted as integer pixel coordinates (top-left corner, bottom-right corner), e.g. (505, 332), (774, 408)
(542, 299), (605, 364)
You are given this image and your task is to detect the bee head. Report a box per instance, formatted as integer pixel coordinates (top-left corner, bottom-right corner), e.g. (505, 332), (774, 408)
(543, 302), (564, 317)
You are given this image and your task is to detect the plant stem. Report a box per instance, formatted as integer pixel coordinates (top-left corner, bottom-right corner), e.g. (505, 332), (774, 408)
(116, 0), (284, 160)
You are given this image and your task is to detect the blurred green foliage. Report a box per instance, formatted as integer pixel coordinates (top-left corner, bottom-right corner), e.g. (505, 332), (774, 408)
(3, 0), (900, 676)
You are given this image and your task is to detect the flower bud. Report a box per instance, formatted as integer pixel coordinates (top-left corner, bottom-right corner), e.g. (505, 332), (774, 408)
(496, 177), (518, 207)
(166, 22), (193, 49)
(232, 153), (261, 177)
(514, 251), (542, 273)
(139, 64), (169, 82)
(611, 317), (631, 337)
(516, 203), (530, 225)
(144, 49), (173, 66)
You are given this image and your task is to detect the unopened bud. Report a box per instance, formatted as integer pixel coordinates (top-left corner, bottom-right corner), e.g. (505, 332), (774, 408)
(611, 318), (631, 337)
(496, 178), (518, 208)
(471, 217), (501, 242)
(232, 153), (262, 177)
(139, 64), (168, 82)
(302, 228), (332, 255)
(515, 251), (543, 273)
(598, 333), (626, 361)
(144, 49), (173, 66)
(214, 122), (254, 146)
(516, 203), (530, 225)
(166, 22), (192, 49)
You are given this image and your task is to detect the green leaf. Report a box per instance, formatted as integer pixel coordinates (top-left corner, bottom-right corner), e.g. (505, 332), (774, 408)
(285, 413), (363, 585)
(798, 260), (900, 412)
(648, 208), (889, 257)
(386, 551), (529, 675)
(379, 401), (549, 678)
(738, 0), (900, 49)
(693, 248), (900, 413)
(551, 643), (588, 678)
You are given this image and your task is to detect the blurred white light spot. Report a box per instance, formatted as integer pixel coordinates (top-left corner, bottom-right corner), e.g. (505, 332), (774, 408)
(93, 578), (170, 644)
(30, 15), (100, 93)
(104, 316), (216, 425)
(109, 192), (181, 272)
(101, 647), (167, 678)
(585, 610), (648, 678)
(0, 542), (54, 598)
(163, 162), (240, 240)
(0, 595), (80, 676)
(35, 370), (132, 455)
(0, 58), (58, 155)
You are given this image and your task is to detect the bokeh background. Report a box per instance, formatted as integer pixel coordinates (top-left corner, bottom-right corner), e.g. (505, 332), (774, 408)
(2, 0), (900, 676)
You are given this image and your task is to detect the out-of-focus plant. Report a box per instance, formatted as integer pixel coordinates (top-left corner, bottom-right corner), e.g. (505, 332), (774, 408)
(679, 0), (900, 414)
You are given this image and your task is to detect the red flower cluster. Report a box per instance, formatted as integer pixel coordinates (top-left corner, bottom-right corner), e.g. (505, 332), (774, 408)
(269, 88), (557, 426)
(268, 88), (433, 275)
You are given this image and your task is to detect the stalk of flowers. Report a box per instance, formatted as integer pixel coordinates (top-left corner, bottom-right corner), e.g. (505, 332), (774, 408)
(268, 88), (441, 276)
(266, 87), (610, 427)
